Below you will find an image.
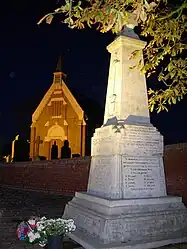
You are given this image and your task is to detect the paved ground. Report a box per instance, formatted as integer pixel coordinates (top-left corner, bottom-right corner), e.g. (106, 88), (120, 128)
(0, 187), (186, 249)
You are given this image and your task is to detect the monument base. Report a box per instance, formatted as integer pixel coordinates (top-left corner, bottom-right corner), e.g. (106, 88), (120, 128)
(64, 192), (187, 249)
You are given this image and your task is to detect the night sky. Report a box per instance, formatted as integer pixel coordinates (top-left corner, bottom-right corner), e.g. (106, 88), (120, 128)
(0, 0), (187, 151)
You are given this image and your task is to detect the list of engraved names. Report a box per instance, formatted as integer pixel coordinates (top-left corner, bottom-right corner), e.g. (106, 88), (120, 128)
(123, 156), (159, 192)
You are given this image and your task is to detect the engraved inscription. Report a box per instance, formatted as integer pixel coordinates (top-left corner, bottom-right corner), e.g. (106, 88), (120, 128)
(120, 140), (161, 157)
(89, 157), (113, 194)
(88, 156), (121, 199)
(108, 94), (117, 116)
(77, 214), (101, 236)
(122, 156), (160, 196)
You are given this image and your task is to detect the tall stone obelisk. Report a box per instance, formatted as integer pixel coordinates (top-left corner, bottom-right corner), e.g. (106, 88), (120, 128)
(64, 27), (187, 249)
(103, 29), (149, 126)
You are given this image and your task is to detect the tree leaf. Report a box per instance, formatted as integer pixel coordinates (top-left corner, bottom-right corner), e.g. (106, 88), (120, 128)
(157, 106), (162, 113)
(46, 15), (54, 24)
(140, 8), (147, 22)
(145, 1), (157, 12)
(54, 8), (62, 13)
(172, 97), (176, 104)
(150, 104), (154, 112)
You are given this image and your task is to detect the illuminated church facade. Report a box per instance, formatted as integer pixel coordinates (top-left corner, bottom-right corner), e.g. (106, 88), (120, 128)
(29, 58), (86, 160)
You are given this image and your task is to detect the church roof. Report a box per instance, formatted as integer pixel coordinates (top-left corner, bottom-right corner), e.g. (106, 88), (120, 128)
(32, 62), (84, 123)
(56, 56), (62, 72)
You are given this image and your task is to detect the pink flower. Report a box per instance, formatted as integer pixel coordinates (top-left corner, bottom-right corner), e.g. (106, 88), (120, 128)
(28, 218), (37, 230)
(30, 224), (37, 230)
(23, 226), (29, 234)
(18, 222), (29, 235)
(17, 229), (21, 238)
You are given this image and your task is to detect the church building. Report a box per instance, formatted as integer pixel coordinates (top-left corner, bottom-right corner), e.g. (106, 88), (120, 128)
(29, 58), (86, 160)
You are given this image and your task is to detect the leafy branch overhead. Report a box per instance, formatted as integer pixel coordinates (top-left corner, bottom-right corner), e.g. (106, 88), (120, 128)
(38, 0), (187, 112)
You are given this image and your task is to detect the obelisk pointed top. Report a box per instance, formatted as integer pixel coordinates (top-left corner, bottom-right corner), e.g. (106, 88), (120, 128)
(116, 13), (139, 39)
(116, 25), (139, 40)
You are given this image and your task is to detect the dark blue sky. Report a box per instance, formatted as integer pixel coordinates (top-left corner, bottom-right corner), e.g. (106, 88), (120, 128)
(0, 0), (187, 148)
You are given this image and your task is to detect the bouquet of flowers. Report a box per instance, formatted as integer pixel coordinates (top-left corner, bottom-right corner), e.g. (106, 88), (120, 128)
(16, 216), (76, 247)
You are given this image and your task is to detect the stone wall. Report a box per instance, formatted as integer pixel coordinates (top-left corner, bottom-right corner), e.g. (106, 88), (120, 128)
(0, 144), (186, 204)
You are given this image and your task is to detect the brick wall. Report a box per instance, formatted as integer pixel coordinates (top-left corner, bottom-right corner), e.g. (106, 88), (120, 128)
(0, 157), (91, 196)
(0, 144), (186, 205)
(164, 143), (187, 205)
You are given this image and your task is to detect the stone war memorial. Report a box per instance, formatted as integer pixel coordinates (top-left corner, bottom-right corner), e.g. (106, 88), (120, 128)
(64, 25), (187, 249)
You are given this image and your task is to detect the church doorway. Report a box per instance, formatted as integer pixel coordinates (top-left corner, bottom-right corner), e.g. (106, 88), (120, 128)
(44, 124), (67, 160)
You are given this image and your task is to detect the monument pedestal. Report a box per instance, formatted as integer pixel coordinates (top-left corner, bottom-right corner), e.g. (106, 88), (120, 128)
(64, 192), (187, 249)
(87, 123), (166, 200)
(64, 123), (187, 248)
(64, 31), (187, 248)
